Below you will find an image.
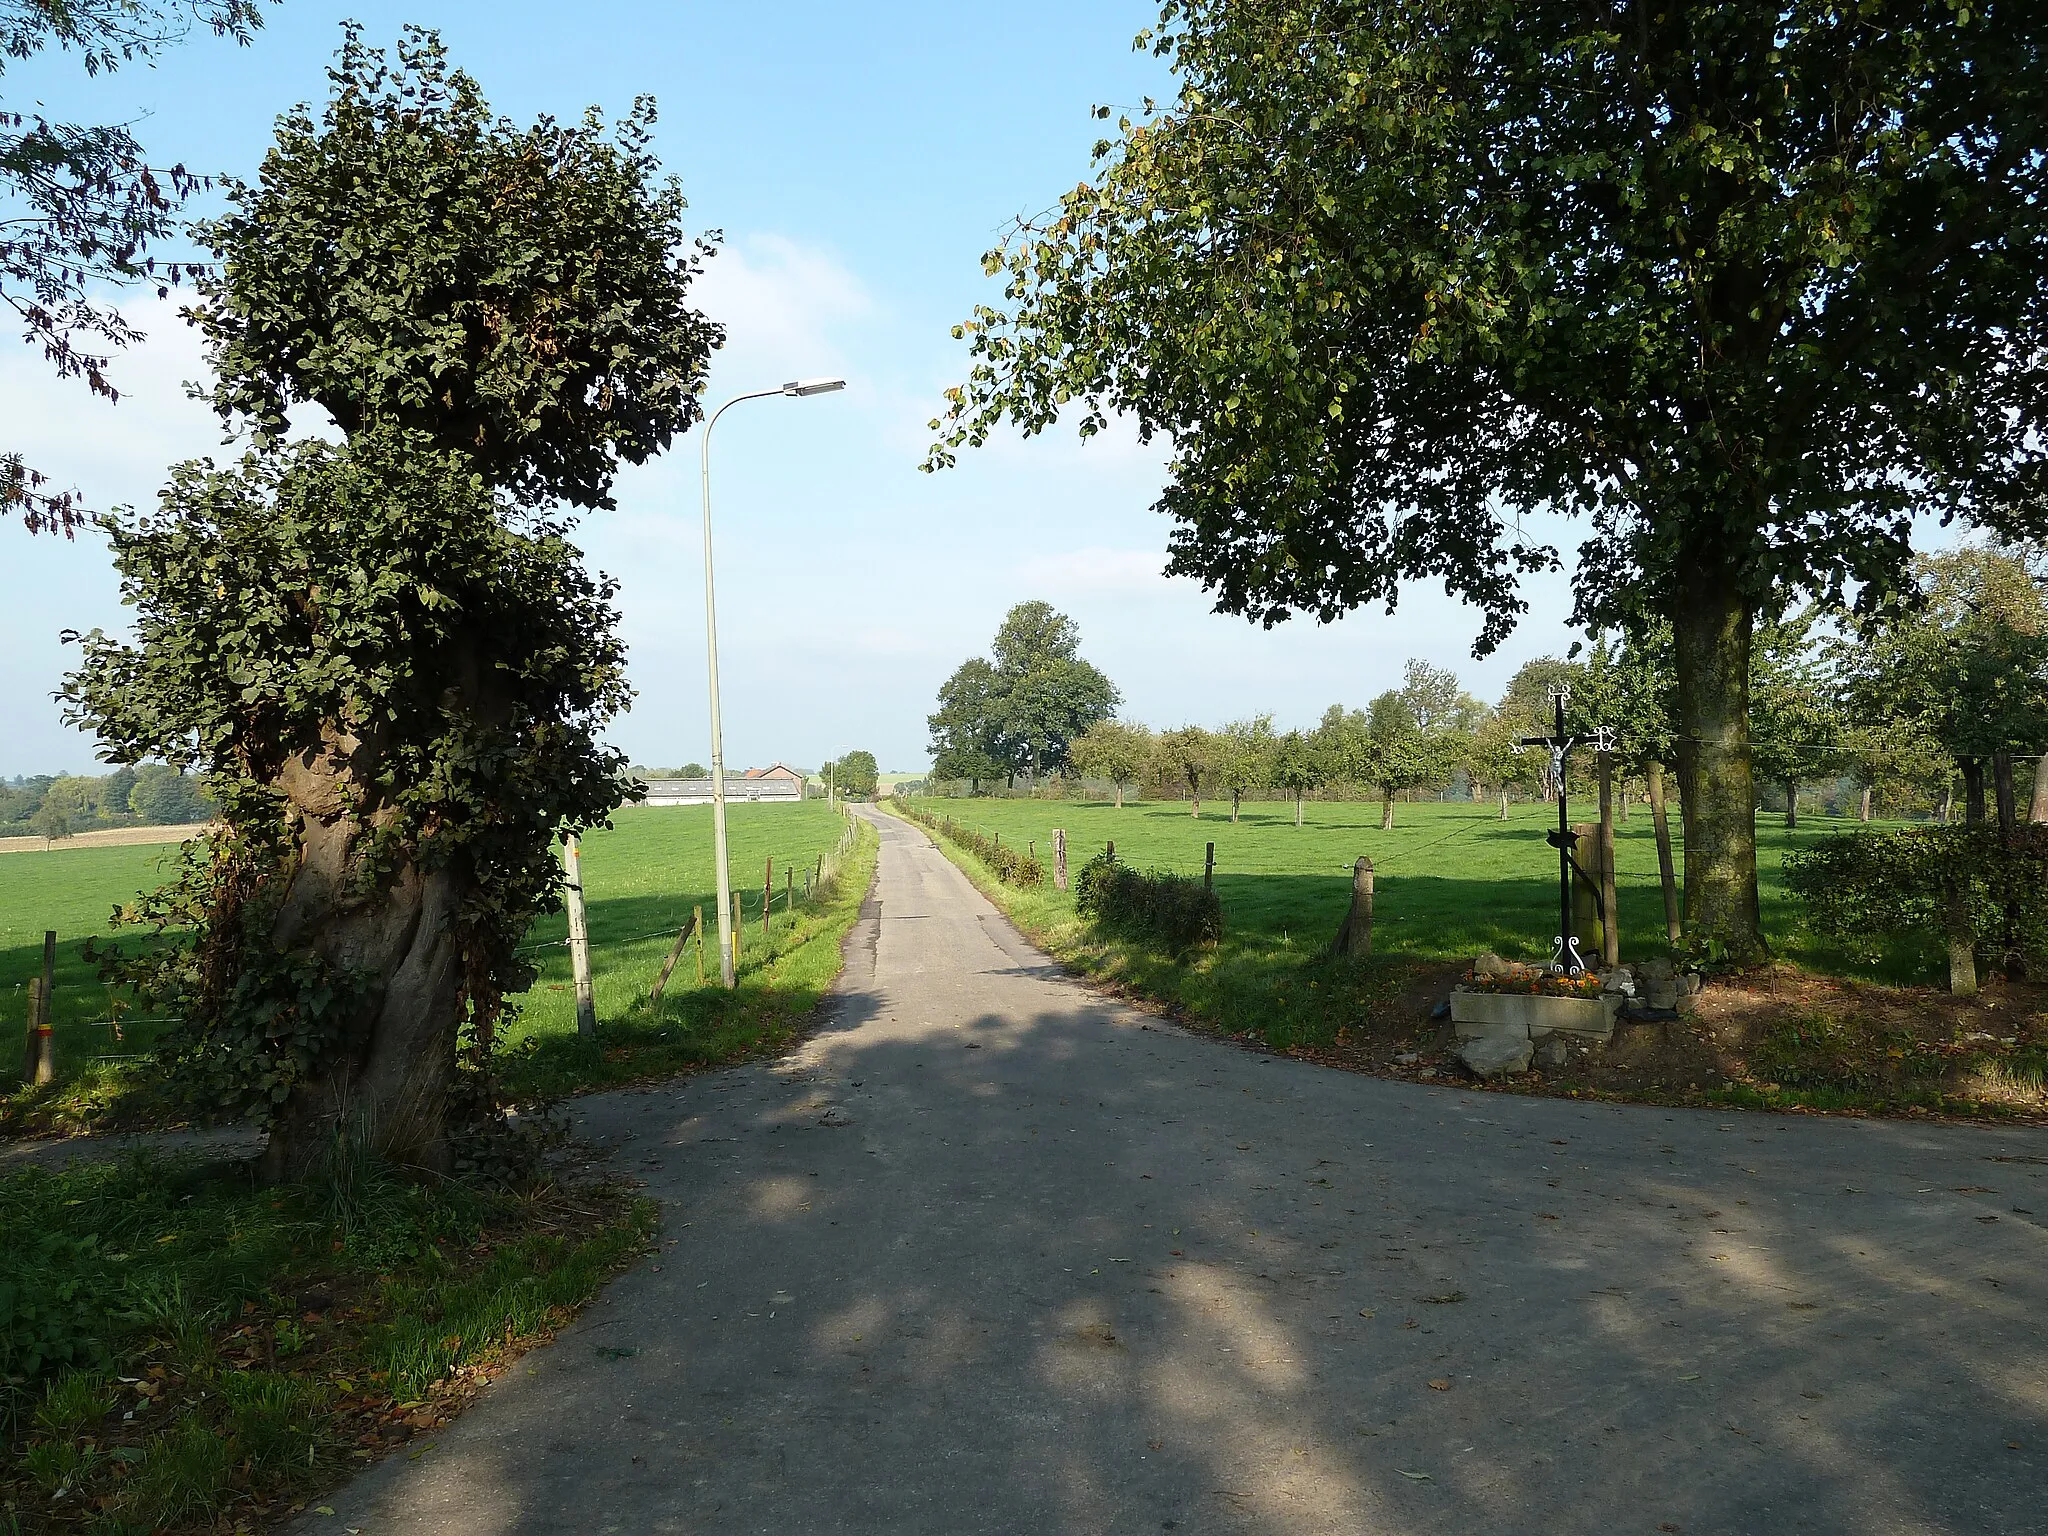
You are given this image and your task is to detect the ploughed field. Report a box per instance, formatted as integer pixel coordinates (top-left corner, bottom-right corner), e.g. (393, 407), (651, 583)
(0, 803), (862, 1116)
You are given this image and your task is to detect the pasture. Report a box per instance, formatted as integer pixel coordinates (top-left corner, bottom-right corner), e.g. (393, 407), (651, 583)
(897, 795), (1917, 981)
(0, 803), (871, 1122)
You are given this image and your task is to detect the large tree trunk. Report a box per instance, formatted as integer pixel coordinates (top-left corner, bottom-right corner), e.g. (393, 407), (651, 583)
(2032, 752), (2048, 823)
(1113, 780), (1125, 808)
(1379, 791), (1394, 831)
(1784, 779), (1799, 830)
(1672, 572), (1764, 963)
(1962, 758), (1987, 824)
(1859, 785), (1873, 823)
(1498, 788), (1509, 820)
(1231, 789), (1241, 823)
(259, 732), (468, 1182)
(1294, 791), (1305, 826)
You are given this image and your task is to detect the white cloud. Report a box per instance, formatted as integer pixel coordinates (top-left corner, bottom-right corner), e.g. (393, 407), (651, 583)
(694, 233), (874, 391)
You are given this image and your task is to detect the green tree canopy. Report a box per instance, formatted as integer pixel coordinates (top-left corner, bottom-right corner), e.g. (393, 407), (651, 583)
(1839, 543), (2048, 820)
(1069, 718), (1153, 807)
(931, 0), (2048, 963)
(1210, 715), (1275, 821)
(63, 28), (718, 1177)
(1267, 729), (1331, 826)
(3, 0), (270, 533)
(830, 750), (879, 800)
(927, 602), (1120, 785)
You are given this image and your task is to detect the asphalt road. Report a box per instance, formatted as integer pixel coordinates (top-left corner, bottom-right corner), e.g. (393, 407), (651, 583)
(312, 804), (2048, 1535)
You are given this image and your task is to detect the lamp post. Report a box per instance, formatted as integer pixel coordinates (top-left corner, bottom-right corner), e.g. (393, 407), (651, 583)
(701, 377), (845, 987)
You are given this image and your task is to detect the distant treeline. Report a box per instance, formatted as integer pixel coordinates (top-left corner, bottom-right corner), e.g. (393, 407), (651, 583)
(2, 766), (216, 839)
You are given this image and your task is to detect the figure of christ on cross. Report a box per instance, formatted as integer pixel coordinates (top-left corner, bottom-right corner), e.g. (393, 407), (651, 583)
(1521, 686), (1615, 976)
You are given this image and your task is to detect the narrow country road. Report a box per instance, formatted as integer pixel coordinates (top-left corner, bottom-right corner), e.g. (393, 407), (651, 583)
(315, 805), (2048, 1535)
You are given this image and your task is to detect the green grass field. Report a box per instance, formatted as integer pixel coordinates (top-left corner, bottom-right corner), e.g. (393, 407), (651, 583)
(0, 803), (874, 1124)
(899, 795), (1922, 976)
(890, 795), (1941, 1054)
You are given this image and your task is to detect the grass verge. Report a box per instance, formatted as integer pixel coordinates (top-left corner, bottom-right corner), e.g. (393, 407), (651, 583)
(494, 812), (878, 1103)
(0, 1149), (654, 1534)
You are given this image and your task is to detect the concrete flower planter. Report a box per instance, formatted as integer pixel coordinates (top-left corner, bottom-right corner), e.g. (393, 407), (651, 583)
(1450, 987), (1617, 1041)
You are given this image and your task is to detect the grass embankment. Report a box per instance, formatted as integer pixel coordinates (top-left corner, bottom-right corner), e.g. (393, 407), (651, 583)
(892, 796), (2048, 1121)
(2, 803), (878, 1133)
(0, 1151), (654, 1534)
(497, 804), (876, 1101)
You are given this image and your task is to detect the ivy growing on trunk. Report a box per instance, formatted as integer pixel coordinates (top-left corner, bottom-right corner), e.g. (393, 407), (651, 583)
(62, 27), (720, 1178)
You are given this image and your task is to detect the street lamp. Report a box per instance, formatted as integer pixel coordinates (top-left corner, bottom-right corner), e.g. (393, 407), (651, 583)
(699, 378), (846, 988)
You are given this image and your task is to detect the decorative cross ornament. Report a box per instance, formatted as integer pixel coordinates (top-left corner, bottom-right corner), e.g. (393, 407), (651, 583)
(1519, 687), (1611, 976)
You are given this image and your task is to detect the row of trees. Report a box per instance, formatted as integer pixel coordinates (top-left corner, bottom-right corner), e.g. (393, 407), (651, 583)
(1023, 541), (2048, 841)
(1, 766), (214, 839)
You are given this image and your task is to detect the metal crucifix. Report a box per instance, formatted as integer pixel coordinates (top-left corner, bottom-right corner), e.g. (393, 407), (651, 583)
(1521, 685), (1615, 976)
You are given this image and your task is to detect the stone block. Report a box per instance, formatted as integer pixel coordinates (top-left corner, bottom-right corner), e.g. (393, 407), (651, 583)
(1450, 988), (1615, 1040)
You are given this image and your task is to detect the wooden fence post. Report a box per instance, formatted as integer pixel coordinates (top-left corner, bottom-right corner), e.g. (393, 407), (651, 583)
(1332, 857), (1374, 959)
(1106, 840), (1115, 863)
(1570, 822), (1605, 958)
(561, 837), (596, 1040)
(21, 976), (43, 1083)
(1647, 761), (1681, 945)
(1053, 828), (1068, 892)
(763, 858), (773, 948)
(1204, 842), (1216, 890)
(650, 909), (699, 1007)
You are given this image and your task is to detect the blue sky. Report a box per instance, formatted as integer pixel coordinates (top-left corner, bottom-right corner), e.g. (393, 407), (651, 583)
(2, 0), (1595, 777)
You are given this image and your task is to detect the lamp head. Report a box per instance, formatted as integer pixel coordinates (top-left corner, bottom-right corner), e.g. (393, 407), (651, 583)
(783, 377), (846, 397)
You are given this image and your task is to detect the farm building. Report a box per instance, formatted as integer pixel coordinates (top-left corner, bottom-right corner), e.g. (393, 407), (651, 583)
(641, 763), (805, 806)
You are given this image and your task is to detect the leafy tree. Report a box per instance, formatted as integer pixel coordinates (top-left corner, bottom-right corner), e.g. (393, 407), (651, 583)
(929, 657), (1008, 788)
(931, 1), (2048, 965)
(1156, 725), (1212, 817)
(1467, 711), (1543, 819)
(830, 750), (878, 800)
(27, 798), (71, 844)
(1210, 716), (1274, 822)
(1749, 612), (1844, 830)
(63, 29), (719, 1178)
(1004, 654), (1119, 785)
(1840, 545), (2048, 824)
(103, 764), (137, 815)
(1351, 692), (1463, 830)
(1397, 660), (1482, 735)
(677, 761), (708, 779)
(928, 603), (1119, 785)
(932, 743), (1005, 796)
(128, 762), (213, 824)
(1267, 729), (1329, 827)
(3, 0), (271, 534)
(1069, 719), (1152, 807)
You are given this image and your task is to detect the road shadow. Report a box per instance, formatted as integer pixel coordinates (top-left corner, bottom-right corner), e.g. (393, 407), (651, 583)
(327, 973), (2048, 1534)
